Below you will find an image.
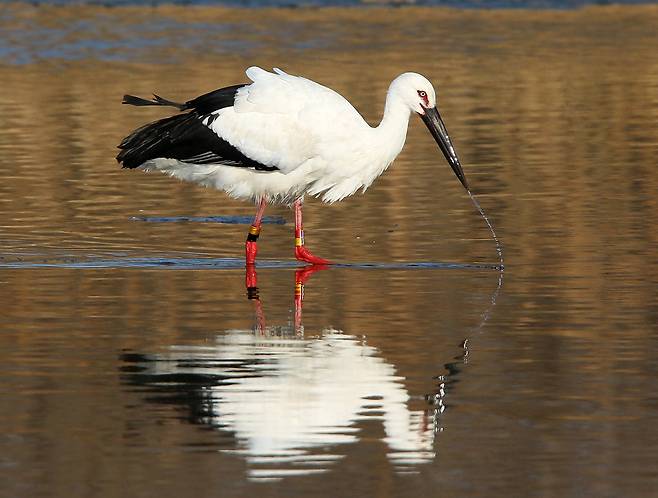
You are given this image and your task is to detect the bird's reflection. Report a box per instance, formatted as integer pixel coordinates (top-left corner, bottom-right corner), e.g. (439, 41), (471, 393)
(121, 265), (468, 481)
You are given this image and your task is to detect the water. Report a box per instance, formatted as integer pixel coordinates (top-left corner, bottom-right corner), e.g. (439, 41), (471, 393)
(1, 3), (658, 497)
(1, 0), (655, 8)
(467, 189), (504, 268)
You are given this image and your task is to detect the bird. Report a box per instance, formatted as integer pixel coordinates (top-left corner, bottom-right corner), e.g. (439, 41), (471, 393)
(116, 67), (469, 266)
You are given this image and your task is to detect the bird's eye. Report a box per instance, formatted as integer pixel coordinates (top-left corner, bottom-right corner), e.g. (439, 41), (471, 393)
(417, 90), (429, 106)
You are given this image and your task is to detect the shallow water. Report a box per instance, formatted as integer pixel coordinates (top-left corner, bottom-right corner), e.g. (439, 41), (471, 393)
(1, 4), (658, 497)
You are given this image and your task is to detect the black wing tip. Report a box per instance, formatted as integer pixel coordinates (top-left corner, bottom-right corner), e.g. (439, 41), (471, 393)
(115, 150), (133, 168)
(122, 94), (152, 106)
(116, 84), (278, 172)
(121, 94), (186, 110)
(152, 94), (187, 110)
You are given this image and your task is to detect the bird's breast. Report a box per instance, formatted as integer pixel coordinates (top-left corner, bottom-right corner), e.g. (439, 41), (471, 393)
(308, 133), (404, 203)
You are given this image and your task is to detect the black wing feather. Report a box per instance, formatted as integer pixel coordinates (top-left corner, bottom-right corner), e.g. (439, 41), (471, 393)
(183, 84), (247, 115)
(117, 84), (278, 171)
(122, 94), (185, 110)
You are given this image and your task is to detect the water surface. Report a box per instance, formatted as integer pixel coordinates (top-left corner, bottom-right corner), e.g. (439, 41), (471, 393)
(1, 4), (658, 497)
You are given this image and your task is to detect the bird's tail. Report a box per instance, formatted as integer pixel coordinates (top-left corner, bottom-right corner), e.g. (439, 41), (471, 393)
(122, 94), (187, 110)
(116, 112), (198, 169)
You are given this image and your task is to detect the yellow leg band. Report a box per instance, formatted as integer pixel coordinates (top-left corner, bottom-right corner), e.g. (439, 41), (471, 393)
(249, 225), (261, 236)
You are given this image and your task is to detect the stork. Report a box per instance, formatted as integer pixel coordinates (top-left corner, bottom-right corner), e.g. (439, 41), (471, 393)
(117, 67), (469, 266)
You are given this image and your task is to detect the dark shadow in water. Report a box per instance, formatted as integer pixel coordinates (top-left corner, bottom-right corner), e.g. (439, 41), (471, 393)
(129, 215), (287, 225)
(120, 264), (503, 481)
(0, 255), (500, 271)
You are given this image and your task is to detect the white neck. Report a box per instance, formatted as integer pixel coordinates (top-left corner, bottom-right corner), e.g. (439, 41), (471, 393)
(373, 90), (412, 164)
(308, 84), (414, 202)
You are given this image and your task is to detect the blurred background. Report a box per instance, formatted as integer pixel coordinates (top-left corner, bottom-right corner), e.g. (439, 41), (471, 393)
(1, 1), (657, 497)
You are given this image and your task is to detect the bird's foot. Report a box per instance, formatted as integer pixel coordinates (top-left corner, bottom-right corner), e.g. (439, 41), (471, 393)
(245, 241), (258, 266)
(295, 246), (331, 265)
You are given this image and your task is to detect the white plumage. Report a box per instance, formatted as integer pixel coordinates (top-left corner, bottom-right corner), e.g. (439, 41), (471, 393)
(137, 67), (450, 203)
(118, 67), (468, 264)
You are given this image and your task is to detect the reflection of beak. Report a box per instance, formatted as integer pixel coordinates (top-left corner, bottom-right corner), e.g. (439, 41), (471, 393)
(419, 106), (469, 190)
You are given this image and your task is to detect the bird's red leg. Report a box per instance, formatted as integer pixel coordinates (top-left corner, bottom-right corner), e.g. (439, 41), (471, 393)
(293, 199), (331, 265)
(245, 198), (267, 266)
(245, 198), (267, 294)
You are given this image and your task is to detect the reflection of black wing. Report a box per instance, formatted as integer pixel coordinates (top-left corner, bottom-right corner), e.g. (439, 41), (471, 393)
(116, 84), (278, 172)
(120, 352), (263, 425)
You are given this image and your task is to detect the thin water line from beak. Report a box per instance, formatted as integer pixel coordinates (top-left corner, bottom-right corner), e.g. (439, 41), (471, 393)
(420, 107), (503, 268)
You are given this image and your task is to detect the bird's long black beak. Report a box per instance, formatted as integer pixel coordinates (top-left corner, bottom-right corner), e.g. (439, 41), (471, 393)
(420, 106), (469, 190)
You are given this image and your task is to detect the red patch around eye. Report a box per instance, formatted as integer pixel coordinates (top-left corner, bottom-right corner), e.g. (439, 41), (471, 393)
(418, 90), (429, 107)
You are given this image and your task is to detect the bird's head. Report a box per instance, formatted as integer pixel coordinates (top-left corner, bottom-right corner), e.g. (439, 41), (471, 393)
(391, 72), (469, 191)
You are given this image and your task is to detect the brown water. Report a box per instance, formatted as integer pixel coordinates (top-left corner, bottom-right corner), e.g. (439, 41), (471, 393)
(1, 4), (658, 497)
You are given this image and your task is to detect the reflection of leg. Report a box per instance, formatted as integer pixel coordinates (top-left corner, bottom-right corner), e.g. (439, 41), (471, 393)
(245, 198), (267, 266)
(293, 199), (331, 265)
(294, 274), (303, 333)
(293, 265), (328, 332)
(245, 265), (265, 333)
(253, 296), (265, 334)
(246, 264), (259, 300)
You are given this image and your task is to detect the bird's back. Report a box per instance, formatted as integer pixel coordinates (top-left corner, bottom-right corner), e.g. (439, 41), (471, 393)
(208, 68), (371, 174)
(238, 67), (366, 129)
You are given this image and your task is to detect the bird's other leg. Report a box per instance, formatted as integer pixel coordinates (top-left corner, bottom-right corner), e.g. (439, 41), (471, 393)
(246, 197), (267, 267)
(293, 199), (331, 265)
(245, 198), (267, 296)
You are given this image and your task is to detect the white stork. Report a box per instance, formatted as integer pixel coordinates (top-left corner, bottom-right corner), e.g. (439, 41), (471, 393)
(117, 67), (469, 265)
